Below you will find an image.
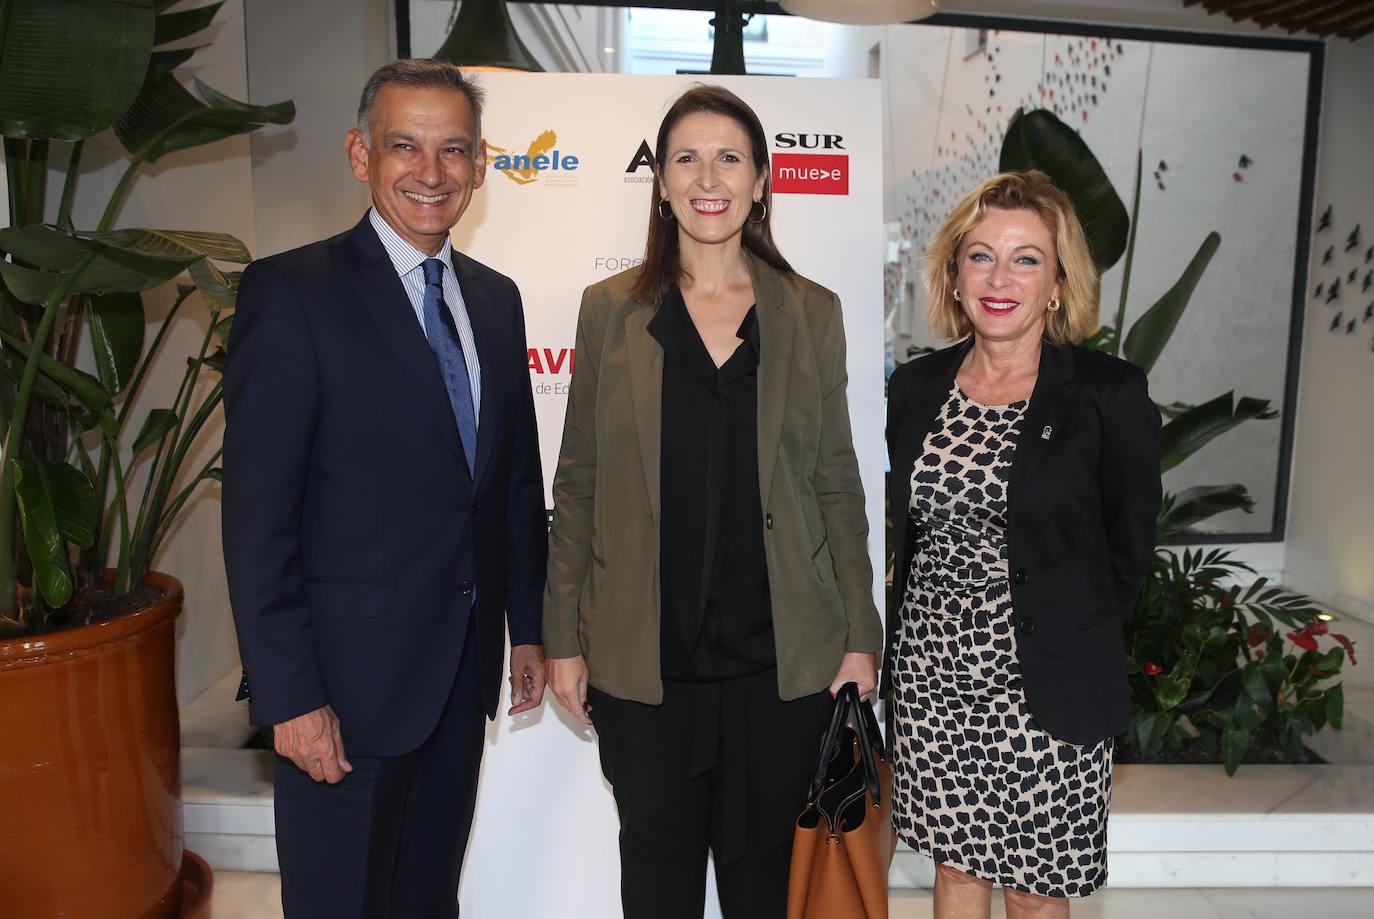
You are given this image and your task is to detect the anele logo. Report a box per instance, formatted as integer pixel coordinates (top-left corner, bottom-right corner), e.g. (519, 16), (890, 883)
(486, 130), (580, 186)
(772, 153), (849, 196)
(624, 139), (655, 184)
(774, 132), (845, 150)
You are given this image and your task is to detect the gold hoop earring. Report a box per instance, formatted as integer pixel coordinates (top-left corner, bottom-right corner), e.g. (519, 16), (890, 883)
(657, 199), (673, 220)
(1047, 296), (1061, 312)
(749, 200), (766, 224)
(952, 288), (962, 302)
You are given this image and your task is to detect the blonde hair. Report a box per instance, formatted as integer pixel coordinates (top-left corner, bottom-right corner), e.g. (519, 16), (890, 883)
(923, 171), (1099, 345)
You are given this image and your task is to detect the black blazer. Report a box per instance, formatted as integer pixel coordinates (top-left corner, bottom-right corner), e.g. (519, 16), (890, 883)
(884, 338), (1161, 745)
(223, 216), (547, 756)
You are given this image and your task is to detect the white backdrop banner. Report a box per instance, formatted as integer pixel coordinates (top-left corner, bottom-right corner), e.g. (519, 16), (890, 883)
(453, 72), (883, 919)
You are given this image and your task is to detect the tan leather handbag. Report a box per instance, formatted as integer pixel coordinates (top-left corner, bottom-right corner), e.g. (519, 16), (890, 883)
(788, 683), (895, 919)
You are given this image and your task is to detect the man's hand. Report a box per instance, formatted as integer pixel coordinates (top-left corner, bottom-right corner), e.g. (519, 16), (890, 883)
(274, 705), (352, 783)
(508, 643), (548, 715)
(827, 651), (878, 701)
(548, 655), (591, 725)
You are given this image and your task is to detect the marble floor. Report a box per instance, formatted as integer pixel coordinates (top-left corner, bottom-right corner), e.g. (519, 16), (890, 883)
(213, 871), (1372, 918)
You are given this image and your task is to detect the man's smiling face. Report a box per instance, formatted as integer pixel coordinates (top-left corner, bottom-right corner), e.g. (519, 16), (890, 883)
(347, 84), (487, 256)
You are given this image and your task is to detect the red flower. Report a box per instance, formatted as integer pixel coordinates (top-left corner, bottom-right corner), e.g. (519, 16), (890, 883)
(1247, 623), (1270, 647)
(1143, 661), (1163, 676)
(1308, 619), (1329, 636)
(1333, 633), (1358, 666)
(1308, 665), (1337, 679)
(1288, 631), (1319, 652)
(1219, 592), (1234, 607)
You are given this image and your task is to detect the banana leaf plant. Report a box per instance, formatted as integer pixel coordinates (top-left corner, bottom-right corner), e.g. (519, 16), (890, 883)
(999, 108), (1277, 539)
(0, 0), (294, 635)
(999, 110), (1345, 771)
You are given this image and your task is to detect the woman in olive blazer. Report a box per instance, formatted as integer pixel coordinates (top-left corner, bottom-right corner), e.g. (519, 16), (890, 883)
(543, 86), (881, 919)
(542, 251), (880, 701)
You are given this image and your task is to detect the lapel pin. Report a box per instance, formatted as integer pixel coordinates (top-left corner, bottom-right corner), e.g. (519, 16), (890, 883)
(1041, 425), (1053, 441)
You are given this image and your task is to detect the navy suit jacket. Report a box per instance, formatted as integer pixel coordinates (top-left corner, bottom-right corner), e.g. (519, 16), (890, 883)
(223, 215), (546, 757)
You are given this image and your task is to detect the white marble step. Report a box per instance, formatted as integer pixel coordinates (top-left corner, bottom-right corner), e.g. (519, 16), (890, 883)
(212, 871), (1374, 919)
(182, 748), (1374, 886)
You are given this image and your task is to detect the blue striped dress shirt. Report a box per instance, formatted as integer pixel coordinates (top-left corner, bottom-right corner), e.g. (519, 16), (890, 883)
(368, 208), (482, 426)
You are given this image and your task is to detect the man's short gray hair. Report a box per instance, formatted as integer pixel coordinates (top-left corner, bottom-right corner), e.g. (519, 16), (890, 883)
(356, 58), (485, 147)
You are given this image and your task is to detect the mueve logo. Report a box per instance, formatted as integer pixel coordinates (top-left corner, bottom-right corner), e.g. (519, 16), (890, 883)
(486, 130), (580, 186)
(772, 153), (848, 196)
(624, 139), (655, 184)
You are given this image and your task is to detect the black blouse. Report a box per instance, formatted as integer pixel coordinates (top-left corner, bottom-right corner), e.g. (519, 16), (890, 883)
(650, 288), (774, 682)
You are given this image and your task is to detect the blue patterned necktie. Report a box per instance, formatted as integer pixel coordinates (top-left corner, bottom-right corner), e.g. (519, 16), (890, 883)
(421, 258), (477, 472)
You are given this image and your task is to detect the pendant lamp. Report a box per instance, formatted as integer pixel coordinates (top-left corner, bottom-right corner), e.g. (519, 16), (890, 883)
(433, 0), (543, 72)
(711, 0), (753, 75)
(779, 0), (941, 25)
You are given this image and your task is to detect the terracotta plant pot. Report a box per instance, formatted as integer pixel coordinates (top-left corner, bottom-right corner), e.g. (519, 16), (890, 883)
(0, 572), (189, 918)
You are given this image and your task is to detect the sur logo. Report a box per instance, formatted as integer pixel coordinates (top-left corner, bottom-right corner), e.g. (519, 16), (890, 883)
(484, 130), (579, 186)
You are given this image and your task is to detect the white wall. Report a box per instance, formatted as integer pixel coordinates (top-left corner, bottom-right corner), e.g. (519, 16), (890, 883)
(243, 0), (394, 258)
(1282, 39), (1374, 622)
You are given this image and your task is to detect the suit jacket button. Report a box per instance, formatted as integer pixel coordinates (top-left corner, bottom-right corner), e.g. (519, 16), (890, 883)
(471, 501), (479, 514)
(765, 513), (773, 530)
(1013, 567), (1029, 585)
(1018, 617), (1036, 636)
(459, 580), (474, 595)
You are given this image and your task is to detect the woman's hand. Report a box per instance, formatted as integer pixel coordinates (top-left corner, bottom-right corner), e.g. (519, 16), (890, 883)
(548, 655), (592, 725)
(828, 651), (878, 701)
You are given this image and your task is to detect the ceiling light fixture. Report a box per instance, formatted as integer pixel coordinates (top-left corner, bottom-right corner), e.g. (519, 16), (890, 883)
(433, 0), (543, 72)
(779, 0), (941, 25)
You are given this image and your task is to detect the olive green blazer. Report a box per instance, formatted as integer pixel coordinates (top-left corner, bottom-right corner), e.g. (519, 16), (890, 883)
(542, 251), (881, 703)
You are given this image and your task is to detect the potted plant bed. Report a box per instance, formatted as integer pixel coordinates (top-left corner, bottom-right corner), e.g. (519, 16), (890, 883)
(0, 573), (183, 917)
(0, 2), (293, 915)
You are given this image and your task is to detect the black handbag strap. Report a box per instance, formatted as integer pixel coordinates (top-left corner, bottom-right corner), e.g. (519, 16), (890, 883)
(808, 682), (883, 804)
(808, 689), (852, 799)
(847, 684), (882, 805)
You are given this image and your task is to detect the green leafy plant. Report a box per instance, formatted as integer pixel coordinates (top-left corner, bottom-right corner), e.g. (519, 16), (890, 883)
(1123, 548), (1353, 774)
(1000, 108), (1276, 536)
(998, 110), (1350, 771)
(0, 0), (294, 634)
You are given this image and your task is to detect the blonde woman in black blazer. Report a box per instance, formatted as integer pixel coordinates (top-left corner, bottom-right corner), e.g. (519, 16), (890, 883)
(884, 171), (1161, 918)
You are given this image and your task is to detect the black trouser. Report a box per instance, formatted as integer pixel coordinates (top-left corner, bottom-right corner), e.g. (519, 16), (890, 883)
(588, 668), (833, 919)
(273, 615), (485, 919)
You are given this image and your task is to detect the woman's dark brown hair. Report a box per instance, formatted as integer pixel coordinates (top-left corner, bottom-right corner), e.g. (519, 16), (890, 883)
(632, 85), (793, 306)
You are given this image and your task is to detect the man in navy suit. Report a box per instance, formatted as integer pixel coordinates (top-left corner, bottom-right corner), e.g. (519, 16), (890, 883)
(223, 59), (547, 918)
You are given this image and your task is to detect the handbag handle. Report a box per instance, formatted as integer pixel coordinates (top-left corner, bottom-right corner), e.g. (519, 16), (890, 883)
(808, 682), (883, 805)
(846, 683), (883, 806)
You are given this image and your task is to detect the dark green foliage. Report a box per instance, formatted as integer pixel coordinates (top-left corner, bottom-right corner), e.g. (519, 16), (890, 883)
(1121, 549), (1355, 774)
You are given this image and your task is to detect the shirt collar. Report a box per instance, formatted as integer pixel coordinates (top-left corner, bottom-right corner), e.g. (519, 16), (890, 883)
(649, 287), (760, 387)
(368, 207), (453, 278)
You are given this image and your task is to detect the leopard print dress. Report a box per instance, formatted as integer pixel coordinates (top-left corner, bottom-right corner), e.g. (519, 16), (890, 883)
(890, 382), (1111, 898)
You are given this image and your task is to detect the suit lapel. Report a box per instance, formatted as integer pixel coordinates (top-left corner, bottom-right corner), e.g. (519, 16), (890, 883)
(893, 339), (968, 491)
(348, 219), (467, 469)
(450, 252), (499, 487)
(750, 255), (792, 512)
(1007, 340), (1076, 518)
(624, 306), (663, 522)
